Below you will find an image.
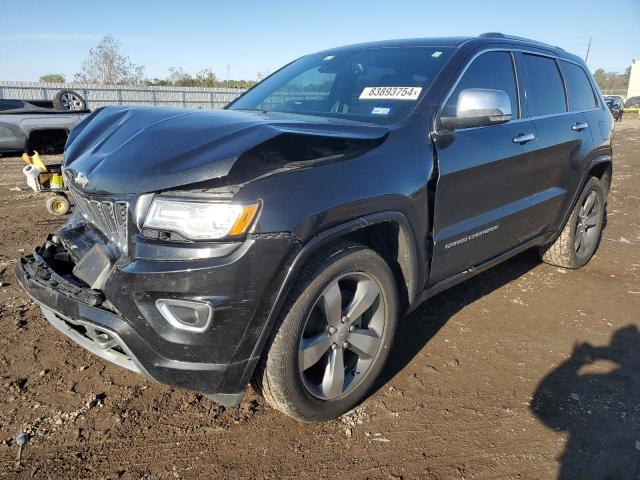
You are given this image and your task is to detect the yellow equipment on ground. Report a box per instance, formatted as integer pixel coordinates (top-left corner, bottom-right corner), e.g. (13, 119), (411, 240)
(21, 152), (71, 216)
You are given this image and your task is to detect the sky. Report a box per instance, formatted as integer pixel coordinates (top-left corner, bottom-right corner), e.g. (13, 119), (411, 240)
(0, 0), (638, 82)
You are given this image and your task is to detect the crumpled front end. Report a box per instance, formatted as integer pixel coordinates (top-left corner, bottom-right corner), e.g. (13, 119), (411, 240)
(62, 106), (388, 195)
(16, 185), (300, 401)
(16, 105), (389, 401)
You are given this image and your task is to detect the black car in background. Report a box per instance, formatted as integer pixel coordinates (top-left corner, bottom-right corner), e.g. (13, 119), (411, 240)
(606, 98), (624, 121)
(17, 33), (613, 421)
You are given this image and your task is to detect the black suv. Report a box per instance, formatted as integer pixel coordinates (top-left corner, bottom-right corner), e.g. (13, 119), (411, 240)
(17, 33), (613, 421)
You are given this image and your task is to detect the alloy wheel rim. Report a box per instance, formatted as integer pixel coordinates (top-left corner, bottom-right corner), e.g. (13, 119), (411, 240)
(298, 272), (386, 400)
(575, 190), (600, 255)
(60, 93), (83, 110)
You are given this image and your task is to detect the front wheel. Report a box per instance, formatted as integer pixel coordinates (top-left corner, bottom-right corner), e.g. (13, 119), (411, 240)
(539, 176), (605, 268)
(253, 241), (398, 421)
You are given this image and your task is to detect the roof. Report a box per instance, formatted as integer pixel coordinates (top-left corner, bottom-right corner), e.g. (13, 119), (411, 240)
(317, 33), (583, 63)
(321, 37), (472, 53)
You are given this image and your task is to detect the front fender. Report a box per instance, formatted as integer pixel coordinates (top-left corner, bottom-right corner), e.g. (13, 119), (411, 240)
(245, 210), (421, 364)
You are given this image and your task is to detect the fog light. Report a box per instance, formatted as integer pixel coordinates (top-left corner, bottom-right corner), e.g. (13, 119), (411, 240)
(155, 299), (213, 332)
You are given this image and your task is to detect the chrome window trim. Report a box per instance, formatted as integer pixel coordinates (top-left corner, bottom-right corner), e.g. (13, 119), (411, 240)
(511, 51), (522, 118)
(555, 56), (570, 112)
(433, 47), (604, 134)
(507, 108), (601, 124)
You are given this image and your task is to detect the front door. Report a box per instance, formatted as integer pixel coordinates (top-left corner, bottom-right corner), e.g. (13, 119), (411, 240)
(429, 50), (537, 285)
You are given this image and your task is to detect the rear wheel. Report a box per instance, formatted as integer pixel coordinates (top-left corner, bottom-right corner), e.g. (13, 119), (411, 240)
(254, 241), (398, 421)
(539, 176), (605, 268)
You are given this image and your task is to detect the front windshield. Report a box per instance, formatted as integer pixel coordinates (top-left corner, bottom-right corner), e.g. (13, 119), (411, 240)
(229, 46), (454, 125)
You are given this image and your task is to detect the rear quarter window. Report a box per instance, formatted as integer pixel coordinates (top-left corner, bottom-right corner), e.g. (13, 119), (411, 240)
(561, 61), (598, 111)
(522, 54), (567, 117)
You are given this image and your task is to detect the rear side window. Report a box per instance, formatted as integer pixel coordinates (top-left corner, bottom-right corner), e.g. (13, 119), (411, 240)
(523, 54), (566, 116)
(561, 61), (598, 111)
(443, 51), (519, 119)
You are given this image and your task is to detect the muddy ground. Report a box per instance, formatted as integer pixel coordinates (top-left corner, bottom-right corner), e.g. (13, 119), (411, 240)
(0, 119), (638, 480)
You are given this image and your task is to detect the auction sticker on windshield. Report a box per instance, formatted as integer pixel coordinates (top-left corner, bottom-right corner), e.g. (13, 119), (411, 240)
(359, 87), (422, 100)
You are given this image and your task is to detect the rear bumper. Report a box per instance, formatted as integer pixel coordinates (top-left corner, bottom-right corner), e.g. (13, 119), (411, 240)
(16, 231), (299, 399)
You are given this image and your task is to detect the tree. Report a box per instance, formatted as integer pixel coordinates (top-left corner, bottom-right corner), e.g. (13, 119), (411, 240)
(194, 68), (218, 87)
(592, 67), (630, 93)
(144, 67), (256, 89)
(167, 67), (194, 86)
(74, 35), (144, 85)
(39, 73), (65, 83)
(593, 68), (606, 86)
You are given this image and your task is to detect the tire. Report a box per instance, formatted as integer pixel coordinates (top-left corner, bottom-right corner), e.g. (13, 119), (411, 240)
(53, 90), (86, 111)
(539, 176), (605, 269)
(46, 194), (70, 216)
(253, 240), (398, 422)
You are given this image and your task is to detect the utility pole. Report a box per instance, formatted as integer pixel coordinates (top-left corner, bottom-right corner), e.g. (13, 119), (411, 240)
(226, 64), (230, 89)
(585, 37), (592, 63)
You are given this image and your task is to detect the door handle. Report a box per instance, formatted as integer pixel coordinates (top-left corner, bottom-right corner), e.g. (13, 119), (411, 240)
(572, 122), (589, 131)
(513, 133), (535, 144)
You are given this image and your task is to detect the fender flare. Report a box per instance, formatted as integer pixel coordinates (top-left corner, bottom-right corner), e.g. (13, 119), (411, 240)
(576, 153), (612, 208)
(550, 154), (612, 244)
(587, 154), (613, 194)
(248, 211), (420, 360)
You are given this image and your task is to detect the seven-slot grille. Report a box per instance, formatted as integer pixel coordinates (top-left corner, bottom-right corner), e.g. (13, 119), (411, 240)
(71, 191), (129, 251)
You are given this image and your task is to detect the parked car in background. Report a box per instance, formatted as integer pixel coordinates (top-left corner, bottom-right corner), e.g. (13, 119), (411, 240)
(606, 98), (624, 121)
(603, 94), (625, 105)
(16, 33), (613, 422)
(0, 90), (88, 156)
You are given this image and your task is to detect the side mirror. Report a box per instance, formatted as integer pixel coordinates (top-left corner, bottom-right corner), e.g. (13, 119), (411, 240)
(440, 88), (512, 130)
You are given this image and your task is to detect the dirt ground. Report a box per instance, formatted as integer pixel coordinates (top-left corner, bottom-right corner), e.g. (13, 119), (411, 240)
(0, 119), (638, 480)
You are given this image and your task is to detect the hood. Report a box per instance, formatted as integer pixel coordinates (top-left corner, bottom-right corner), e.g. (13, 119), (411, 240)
(63, 106), (389, 194)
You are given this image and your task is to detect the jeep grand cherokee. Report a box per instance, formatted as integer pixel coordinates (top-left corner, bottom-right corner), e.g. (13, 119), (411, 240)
(16, 33), (613, 421)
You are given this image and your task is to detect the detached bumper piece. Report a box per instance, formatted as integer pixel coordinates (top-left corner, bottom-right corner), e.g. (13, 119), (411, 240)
(23, 241), (143, 373)
(19, 240), (104, 306)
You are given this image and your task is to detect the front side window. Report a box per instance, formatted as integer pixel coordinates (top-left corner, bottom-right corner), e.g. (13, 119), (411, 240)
(561, 61), (598, 111)
(443, 51), (519, 119)
(229, 47), (454, 125)
(523, 54), (567, 116)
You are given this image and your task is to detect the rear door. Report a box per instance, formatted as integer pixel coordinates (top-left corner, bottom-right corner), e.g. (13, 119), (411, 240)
(520, 53), (594, 235)
(429, 50), (538, 285)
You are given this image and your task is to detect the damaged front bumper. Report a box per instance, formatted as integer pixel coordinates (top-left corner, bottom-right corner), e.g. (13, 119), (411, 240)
(16, 227), (299, 404)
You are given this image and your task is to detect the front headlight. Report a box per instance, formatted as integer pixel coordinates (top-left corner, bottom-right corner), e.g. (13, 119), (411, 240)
(144, 198), (259, 240)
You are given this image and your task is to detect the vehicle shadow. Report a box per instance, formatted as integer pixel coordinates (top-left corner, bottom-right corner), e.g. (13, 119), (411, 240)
(375, 249), (541, 390)
(376, 200), (611, 393)
(530, 325), (640, 479)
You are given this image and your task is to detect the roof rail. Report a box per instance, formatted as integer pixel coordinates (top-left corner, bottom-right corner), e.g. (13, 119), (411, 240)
(479, 32), (564, 51)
